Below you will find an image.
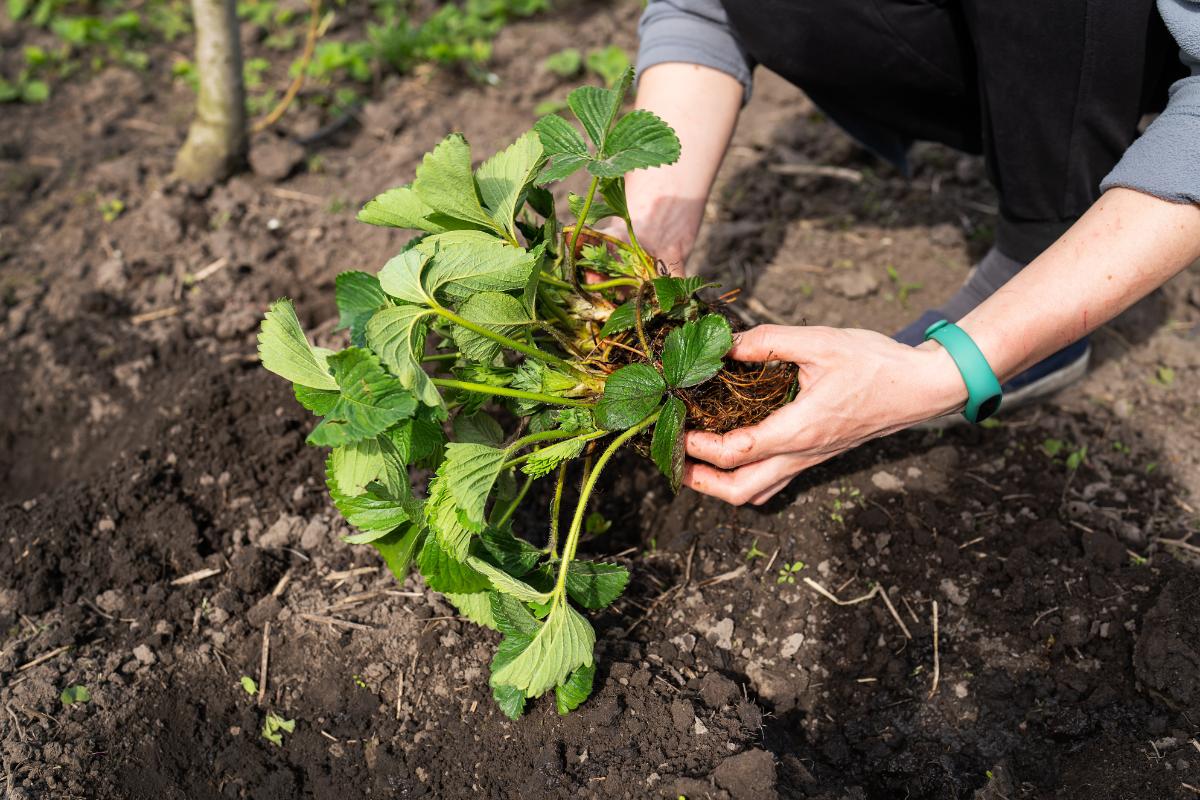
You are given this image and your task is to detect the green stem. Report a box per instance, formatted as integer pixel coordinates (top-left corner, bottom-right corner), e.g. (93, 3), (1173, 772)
(547, 461), (567, 557)
(633, 280), (652, 357)
(431, 378), (594, 408)
(421, 353), (460, 363)
(551, 410), (661, 605)
(568, 177), (600, 268)
(563, 176), (601, 297)
(588, 277), (641, 291)
(539, 272), (574, 290)
(428, 302), (586, 380)
(623, 216), (654, 276)
(494, 474), (533, 528)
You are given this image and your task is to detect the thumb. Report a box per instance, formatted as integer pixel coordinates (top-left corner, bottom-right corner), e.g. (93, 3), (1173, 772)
(727, 324), (813, 364)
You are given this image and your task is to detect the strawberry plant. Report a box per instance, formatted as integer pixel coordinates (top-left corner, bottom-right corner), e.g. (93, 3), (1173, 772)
(258, 69), (795, 718)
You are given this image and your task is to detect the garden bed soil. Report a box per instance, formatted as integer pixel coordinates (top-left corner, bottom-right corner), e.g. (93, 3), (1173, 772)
(4, 2), (1200, 798)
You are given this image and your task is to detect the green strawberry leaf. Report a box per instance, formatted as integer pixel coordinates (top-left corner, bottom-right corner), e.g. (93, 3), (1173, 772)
(466, 556), (553, 604)
(595, 363), (665, 430)
(475, 130), (544, 240)
(589, 109), (681, 178)
(357, 185), (447, 233)
(650, 395), (687, 492)
(329, 437), (385, 496)
(258, 299), (338, 390)
(387, 407), (448, 468)
(369, 522), (424, 581)
(452, 412), (505, 447)
(522, 434), (593, 479)
(567, 69), (632, 151)
(417, 534), (491, 593)
(598, 176), (628, 219)
(307, 349), (419, 447)
(451, 291), (535, 363)
(565, 561), (630, 609)
(424, 472), (472, 559)
(377, 249), (431, 305)
(444, 590), (498, 630)
(334, 271), (389, 347)
(554, 662), (596, 715)
(533, 113), (590, 183)
(412, 133), (507, 237)
(480, 527), (543, 577)
(660, 314), (733, 389)
(326, 463), (414, 539)
(441, 442), (509, 533)
(365, 303), (442, 409)
(414, 231), (539, 301)
(490, 601), (595, 698)
(490, 592), (541, 638)
(651, 276), (710, 313)
(567, 191), (618, 226)
(597, 299), (655, 338)
(492, 683), (527, 720)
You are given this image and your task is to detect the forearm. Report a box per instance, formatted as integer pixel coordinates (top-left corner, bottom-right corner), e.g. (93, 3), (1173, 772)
(953, 188), (1200, 383)
(626, 62), (742, 272)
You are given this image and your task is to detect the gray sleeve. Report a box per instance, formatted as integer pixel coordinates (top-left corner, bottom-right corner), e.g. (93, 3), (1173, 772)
(1100, 0), (1200, 202)
(636, 0), (755, 103)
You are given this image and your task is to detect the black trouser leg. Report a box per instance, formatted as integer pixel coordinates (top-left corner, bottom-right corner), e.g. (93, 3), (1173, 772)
(720, 0), (1183, 261)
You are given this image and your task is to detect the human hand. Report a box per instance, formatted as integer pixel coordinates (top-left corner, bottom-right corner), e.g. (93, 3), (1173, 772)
(683, 325), (968, 505)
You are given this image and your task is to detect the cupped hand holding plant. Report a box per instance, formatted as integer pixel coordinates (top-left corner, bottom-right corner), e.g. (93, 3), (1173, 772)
(683, 325), (967, 506)
(257, 69), (796, 718)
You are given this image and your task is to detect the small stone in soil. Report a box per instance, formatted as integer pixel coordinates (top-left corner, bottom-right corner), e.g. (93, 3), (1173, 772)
(699, 671), (740, 709)
(780, 632), (805, 659)
(670, 699), (694, 733)
(248, 137), (306, 182)
(712, 749), (778, 800)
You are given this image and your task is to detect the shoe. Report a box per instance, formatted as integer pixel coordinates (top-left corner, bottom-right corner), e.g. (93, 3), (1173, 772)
(894, 311), (1091, 425)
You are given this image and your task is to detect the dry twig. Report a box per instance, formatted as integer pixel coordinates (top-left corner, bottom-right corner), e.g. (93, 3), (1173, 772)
(257, 622), (270, 707)
(18, 644), (71, 672)
(1154, 537), (1200, 557)
(299, 613), (374, 631)
(802, 578), (912, 639)
(130, 307), (180, 325)
(252, 0), (324, 133)
(170, 567), (222, 586)
(929, 601), (940, 699)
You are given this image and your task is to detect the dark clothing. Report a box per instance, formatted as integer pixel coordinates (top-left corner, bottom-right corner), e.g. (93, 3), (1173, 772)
(715, 0), (1186, 261)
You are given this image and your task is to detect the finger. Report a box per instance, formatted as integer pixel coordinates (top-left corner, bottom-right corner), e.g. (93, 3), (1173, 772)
(749, 476), (796, 506)
(728, 324), (826, 364)
(685, 402), (806, 470)
(682, 454), (801, 506)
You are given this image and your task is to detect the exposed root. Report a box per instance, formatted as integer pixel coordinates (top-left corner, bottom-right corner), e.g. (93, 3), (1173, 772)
(679, 360), (797, 434)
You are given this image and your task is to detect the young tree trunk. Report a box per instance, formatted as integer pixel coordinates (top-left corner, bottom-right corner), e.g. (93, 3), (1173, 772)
(173, 0), (246, 183)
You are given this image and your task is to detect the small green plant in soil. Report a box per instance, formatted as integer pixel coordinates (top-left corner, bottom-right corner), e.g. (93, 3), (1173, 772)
(776, 561), (805, 585)
(258, 69), (796, 718)
(260, 711), (295, 746)
(744, 538), (768, 561)
(59, 684), (90, 706)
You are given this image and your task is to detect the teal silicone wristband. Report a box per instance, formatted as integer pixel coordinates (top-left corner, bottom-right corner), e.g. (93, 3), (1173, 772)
(923, 319), (1003, 423)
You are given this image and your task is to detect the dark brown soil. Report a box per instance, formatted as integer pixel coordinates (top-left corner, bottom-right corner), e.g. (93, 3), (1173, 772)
(4, 2), (1200, 799)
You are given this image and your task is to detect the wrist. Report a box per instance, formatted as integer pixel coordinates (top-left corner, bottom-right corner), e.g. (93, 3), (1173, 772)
(911, 340), (970, 420)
